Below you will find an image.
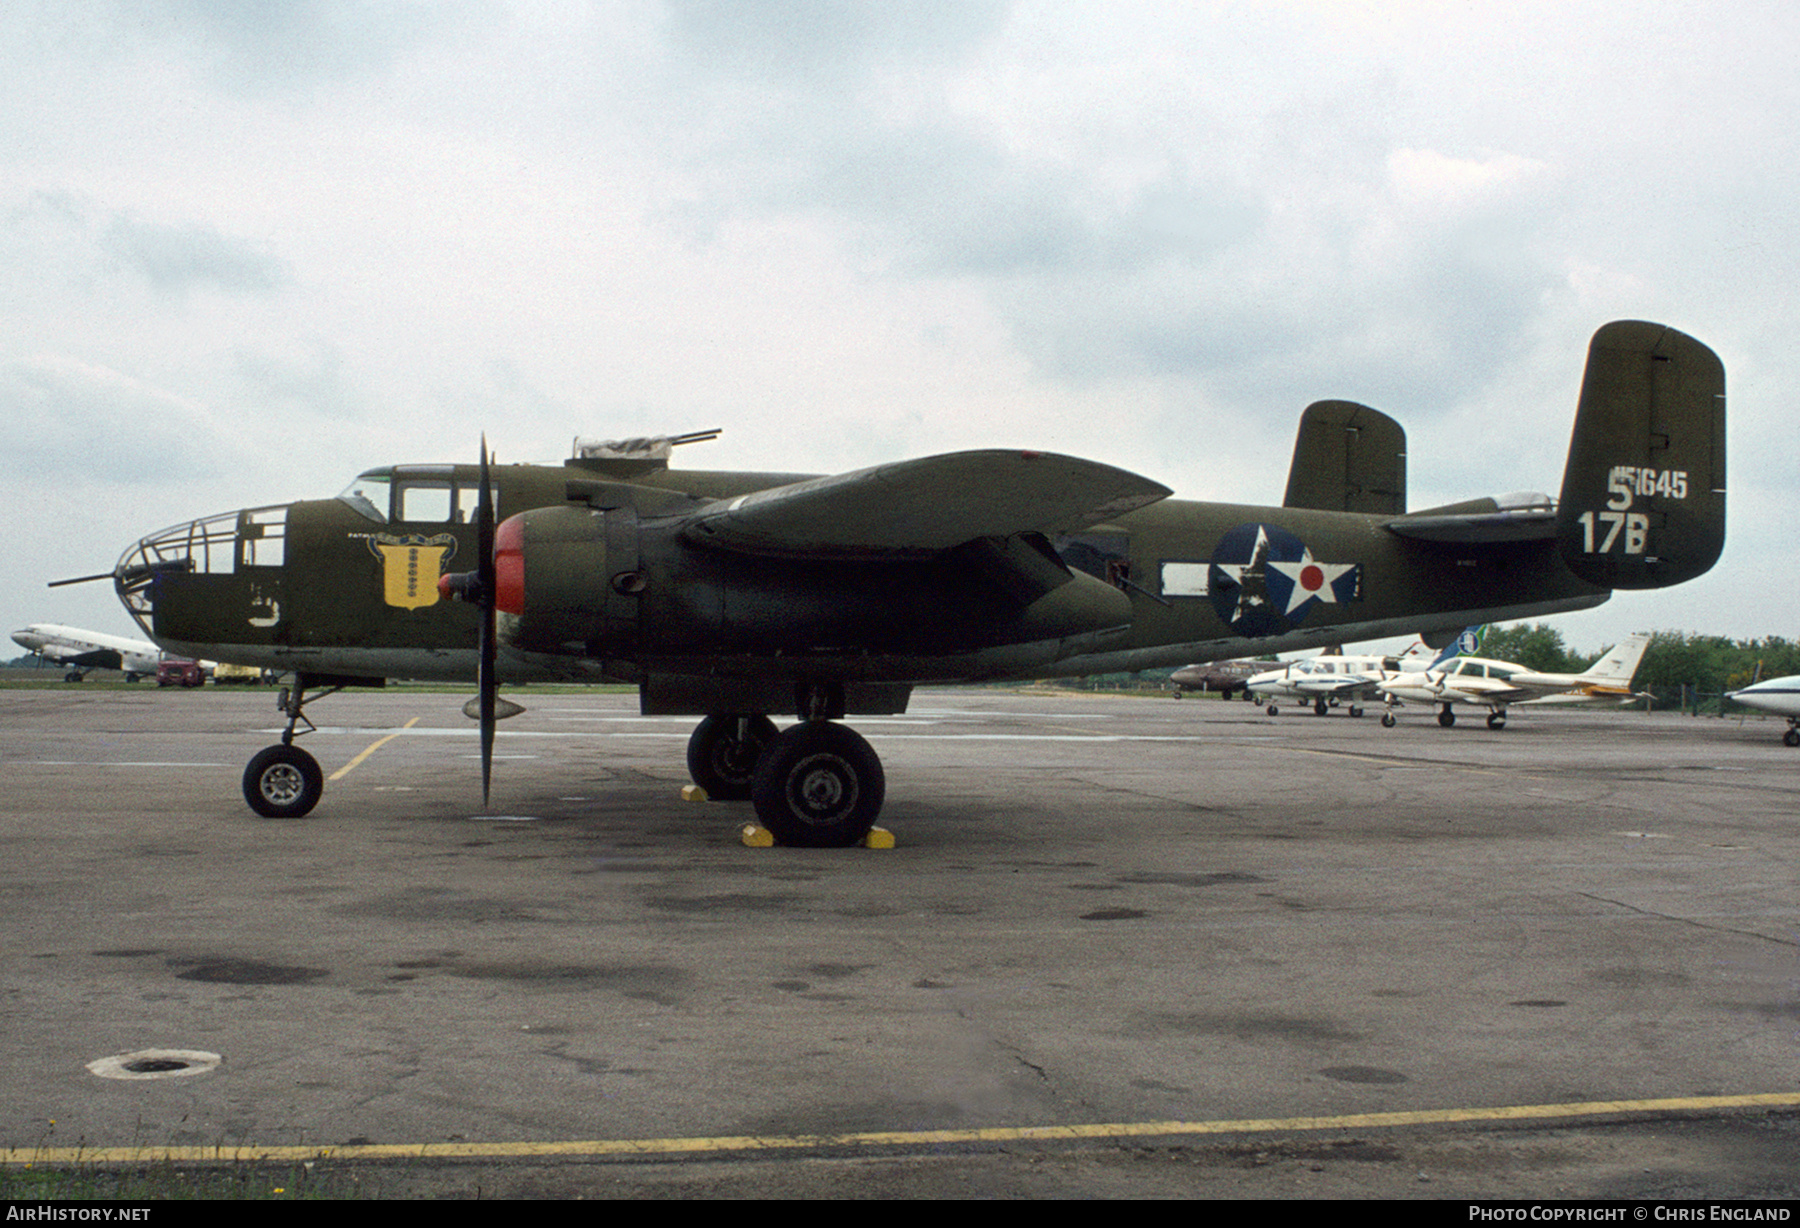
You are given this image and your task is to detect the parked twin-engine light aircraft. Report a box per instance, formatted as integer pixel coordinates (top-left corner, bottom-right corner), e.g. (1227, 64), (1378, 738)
(1168, 658), (1276, 699)
(1377, 631), (1653, 729)
(83, 321), (1725, 846)
(1245, 653), (1402, 718)
(1726, 677), (1800, 745)
(1241, 634), (1468, 717)
(9, 623), (163, 682)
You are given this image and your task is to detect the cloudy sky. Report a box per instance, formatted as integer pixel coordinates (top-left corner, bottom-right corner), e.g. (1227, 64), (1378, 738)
(5, 0), (1794, 657)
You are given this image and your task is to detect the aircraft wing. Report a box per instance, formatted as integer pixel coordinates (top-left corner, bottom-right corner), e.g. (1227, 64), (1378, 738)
(48, 646), (125, 670)
(1292, 676), (1386, 698)
(682, 450), (1172, 559)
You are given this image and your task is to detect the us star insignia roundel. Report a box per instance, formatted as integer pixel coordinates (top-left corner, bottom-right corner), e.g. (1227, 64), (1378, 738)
(1207, 523), (1361, 638)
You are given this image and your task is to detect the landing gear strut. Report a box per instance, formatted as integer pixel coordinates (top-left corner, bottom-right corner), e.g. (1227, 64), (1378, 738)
(242, 677), (337, 819)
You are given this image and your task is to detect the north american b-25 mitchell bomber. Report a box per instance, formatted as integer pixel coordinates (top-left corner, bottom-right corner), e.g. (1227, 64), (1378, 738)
(85, 321), (1725, 846)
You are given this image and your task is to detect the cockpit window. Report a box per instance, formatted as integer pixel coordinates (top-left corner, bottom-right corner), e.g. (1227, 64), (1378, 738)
(335, 466), (495, 524)
(398, 481), (455, 523)
(337, 470), (392, 523)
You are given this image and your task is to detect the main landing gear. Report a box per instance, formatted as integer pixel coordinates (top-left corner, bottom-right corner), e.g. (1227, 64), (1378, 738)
(685, 714), (779, 800)
(242, 678), (339, 819)
(685, 713), (887, 848)
(1785, 719), (1800, 748)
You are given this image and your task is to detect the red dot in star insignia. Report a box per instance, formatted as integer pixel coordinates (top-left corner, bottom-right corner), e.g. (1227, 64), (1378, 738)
(1300, 564), (1323, 590)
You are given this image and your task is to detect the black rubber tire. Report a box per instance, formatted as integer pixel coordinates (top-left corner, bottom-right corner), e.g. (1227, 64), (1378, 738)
(751, 722), (885, 848)
(243, 745), (323, 819)
(1438, 708), (1456, 728)
(1486, 712), (1506, 730)
(1784, 728), (1799, 748)
(1381, 713), (1397, 728)
(686, 714), (779, 801)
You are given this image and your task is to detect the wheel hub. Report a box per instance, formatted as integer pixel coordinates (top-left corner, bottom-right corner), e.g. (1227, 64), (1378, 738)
(260, 764), (306, 805)
(791, 755), (855, 821)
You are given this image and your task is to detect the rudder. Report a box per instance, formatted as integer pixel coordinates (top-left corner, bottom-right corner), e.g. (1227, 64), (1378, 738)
(1557, 321), (1725, 589)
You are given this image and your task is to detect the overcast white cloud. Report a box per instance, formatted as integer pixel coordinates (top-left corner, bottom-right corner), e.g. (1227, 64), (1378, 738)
(4, 0), (1795, 652)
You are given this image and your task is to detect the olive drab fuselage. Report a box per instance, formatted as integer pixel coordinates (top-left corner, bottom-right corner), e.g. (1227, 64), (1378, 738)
(115, 320), (1724, 720)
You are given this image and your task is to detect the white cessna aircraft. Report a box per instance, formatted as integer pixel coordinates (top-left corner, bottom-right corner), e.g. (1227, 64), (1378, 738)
(1726, 676), (1800, 746)
(1378, 632), (1652, 730)
(10, 623), (164, 682)
(1244, 634), (1466, 718)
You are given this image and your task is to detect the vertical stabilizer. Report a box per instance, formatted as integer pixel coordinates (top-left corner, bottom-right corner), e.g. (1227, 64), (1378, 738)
(1283, 400), (1407, 515)
(1557, 322), (1725, 589)
(1578, 632), (1652, 683)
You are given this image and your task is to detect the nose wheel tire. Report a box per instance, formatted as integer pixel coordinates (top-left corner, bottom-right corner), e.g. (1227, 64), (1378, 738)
(243, 745), (324, 819)
(1380, 712), (1397, 728)
(751, 722), (884, 848)
(686, 714), (779, 800)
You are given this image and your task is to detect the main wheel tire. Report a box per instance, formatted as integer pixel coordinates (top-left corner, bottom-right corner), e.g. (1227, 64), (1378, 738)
(1380, 712), (1397, 728)
(1349, 705), (1364, 718)
(1267, 704), (1279, 716)
(1486, 712), (1506, 730)
(1314, 698), (1328, 716)
(751, 722), (885, 848)
(243, 745), (323, 819)
(1784, 728), (1799, 748)
(686, 714), (779, 801)
(1437, 707), (1456, 728)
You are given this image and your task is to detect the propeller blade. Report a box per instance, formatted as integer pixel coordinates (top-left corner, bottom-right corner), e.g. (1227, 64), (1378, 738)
(477, 437), (497, 808)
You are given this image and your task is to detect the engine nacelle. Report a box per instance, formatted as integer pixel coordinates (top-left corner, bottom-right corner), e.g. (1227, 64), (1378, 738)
(495, 497), (1135, 667)
(496, 505), (642, 655)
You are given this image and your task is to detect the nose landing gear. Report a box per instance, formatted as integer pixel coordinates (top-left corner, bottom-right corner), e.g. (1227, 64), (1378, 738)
(241, 676), (347, 819)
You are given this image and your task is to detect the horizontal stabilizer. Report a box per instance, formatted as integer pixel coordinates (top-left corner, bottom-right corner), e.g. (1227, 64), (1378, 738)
(682, 450), (1172, 559)
(1385, 495), (1556, 544)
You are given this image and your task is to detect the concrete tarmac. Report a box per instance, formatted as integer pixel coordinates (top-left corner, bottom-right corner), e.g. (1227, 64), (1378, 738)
(1, 684), (1796, 1198)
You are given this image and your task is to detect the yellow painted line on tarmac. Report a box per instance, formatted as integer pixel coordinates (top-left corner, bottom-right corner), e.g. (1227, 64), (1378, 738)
(8, 1091), (1799, 1166)
(329, 717), (421, 781)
